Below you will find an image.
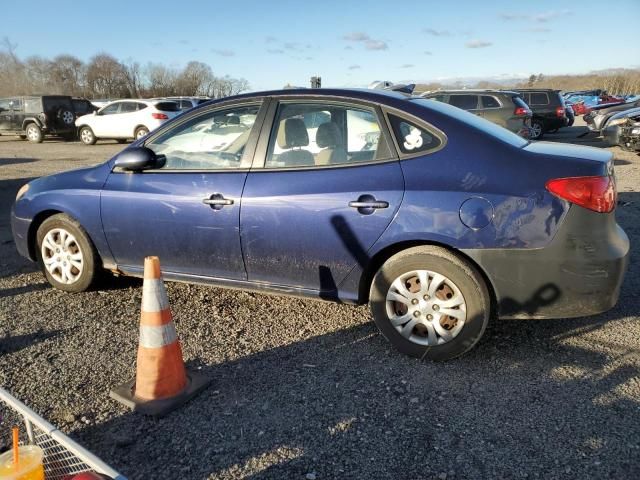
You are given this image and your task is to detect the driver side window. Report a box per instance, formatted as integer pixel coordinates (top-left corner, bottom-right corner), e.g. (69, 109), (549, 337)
(100, 103), (120, 115)
(146, 104), (261, 170)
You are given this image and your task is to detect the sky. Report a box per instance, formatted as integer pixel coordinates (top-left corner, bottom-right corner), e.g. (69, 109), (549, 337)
(3, 0), (639, 91)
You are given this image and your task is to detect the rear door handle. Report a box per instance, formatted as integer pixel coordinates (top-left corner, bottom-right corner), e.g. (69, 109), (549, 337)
(349, 201), (389, 209)
(203, 193), (234, 209)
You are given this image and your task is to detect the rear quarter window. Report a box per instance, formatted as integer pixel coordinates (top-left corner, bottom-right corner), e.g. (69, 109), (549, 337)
(43, 97), (73, 111)
(387, 113), (442, 155)
(481, 96), (501, 108)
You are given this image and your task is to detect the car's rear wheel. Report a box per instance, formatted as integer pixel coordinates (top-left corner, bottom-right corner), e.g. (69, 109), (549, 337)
(79, 126), (97, 145)
(25, 123), (43, 143)
(369, 246), (490, 361)
(36, 214), (99, 292)
(530, 120), (544, 140)
(134, 126), (149, 140)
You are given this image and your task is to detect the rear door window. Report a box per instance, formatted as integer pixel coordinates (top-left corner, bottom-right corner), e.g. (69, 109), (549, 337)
(481, 96), (501, 108)
(448, 95), (479, 111)
(119, 102), (138, 113)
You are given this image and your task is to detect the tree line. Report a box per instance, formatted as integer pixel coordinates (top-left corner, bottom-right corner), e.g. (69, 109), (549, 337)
(0, 39), (250, 99)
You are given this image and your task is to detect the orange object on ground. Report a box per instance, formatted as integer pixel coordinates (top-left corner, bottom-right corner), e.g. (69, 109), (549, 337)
(110, 256), (210, 416)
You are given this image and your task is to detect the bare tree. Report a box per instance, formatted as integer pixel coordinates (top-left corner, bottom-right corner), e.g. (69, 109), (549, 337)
(50, 54), (86, 96)
(176, 61), (213, 95)
(145, 63), (178, 97)
(86, 53), (128, 98)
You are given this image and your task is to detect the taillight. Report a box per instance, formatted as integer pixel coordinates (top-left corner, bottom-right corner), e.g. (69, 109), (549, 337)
(152, 112), (169, 120)
(556, 106), (565, 117)
(545, 176), (616, 213)
(514, 107), (530, 116)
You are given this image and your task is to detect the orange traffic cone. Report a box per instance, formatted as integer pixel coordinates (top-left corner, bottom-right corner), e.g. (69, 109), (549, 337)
(110, 256), (210, 416)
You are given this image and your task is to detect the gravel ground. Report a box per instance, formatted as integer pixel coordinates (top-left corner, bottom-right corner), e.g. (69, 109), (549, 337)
(1, 125), (639, 480)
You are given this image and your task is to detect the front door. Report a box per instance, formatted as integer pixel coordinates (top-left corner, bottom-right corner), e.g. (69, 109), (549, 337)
(101, 101), (266, 279)
(240, 99), (404, 293)
(93, 102), (121, 137)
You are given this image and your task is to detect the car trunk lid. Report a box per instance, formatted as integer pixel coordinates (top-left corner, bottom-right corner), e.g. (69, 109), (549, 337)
(524, 141), (613, 177)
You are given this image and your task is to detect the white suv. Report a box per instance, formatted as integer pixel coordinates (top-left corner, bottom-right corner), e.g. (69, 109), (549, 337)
(75, 99), (180, 145)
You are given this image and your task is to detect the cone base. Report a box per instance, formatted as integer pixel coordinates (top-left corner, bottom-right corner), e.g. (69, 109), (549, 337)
(109, 371), (211, 417)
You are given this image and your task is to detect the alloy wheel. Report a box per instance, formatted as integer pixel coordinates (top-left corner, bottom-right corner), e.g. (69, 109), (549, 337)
(385, 269), (467, 346)
(26, 125), (40, 141)
(40, 228), (84, 285)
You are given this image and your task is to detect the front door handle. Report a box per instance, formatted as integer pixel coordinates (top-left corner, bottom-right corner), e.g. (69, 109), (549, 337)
(349, 200), (389, 209)
(349, 194), (389, 215)
(203, 193), (234, 210)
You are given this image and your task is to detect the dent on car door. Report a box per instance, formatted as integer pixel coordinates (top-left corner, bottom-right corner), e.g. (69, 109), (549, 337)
(240, 100), (404, 294)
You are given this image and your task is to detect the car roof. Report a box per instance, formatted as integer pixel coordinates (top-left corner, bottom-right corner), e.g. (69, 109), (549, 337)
(424, 89), (515, 95)
(512, 88), (561, 93)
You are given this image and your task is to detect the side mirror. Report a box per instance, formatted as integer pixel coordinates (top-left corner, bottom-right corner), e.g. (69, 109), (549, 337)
(114, 147), (165, 172)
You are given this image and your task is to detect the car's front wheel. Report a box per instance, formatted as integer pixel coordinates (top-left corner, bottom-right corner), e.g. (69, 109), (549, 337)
(79, 126), (97, 145)
(369, 246), (490, 361)
(36, 214), (99, 292)
(25, 123), (43, 143)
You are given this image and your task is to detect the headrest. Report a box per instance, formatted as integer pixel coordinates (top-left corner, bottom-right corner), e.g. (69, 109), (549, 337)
(277, 118), (309, 148)
(316, 122), (343, 148)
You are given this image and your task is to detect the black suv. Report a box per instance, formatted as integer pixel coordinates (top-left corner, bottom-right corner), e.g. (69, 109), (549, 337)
(0, 95), (77, 142)
(509, 89), (568, 140)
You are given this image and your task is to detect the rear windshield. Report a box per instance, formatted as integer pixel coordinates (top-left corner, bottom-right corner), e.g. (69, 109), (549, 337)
(154, 101), (180, 112)
(413, 98), (528, 148)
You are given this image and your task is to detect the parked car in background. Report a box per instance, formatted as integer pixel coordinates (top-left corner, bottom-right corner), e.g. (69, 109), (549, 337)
(618, 120), (640, 152)
(75, 99), (181, 145)
(151, 96), (210, 111)
(602, 107), (640, 147)
(510, 89), (567, 139)
(421, 90), (532, 137)
(72, 98), (98, 118)
(565, 102), (575, 127)
(584, 99), (640, 132)
(0, 95), (77, 142)
(11, 88), (629, 360)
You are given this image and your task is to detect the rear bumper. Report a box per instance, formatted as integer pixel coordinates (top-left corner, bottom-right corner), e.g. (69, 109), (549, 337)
(462, 206), (629, 319)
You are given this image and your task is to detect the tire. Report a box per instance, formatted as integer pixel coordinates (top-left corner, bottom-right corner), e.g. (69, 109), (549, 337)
(79, 126), (97, 145)
(134, 126), (149, 140)
(25, 123), (43, 143)
(18, 135), (26, 140)
(57, 108), (75, 127)
(36, 214), (99, 292)
(369, 246), (490, 361)
(530, 120), (544, 140)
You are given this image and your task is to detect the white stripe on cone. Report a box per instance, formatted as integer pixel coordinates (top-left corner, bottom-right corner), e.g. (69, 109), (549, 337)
(139, 323), (178, 348)
(142, 279), (169, 312)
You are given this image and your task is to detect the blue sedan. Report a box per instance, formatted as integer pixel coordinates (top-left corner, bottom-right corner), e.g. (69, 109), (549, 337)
(11, 89), (629, 360)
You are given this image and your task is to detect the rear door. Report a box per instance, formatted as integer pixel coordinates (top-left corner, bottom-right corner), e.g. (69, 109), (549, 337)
(115, 101), (142, 138)
(240, 98), (404, 293)
(480, 95), (504, 126)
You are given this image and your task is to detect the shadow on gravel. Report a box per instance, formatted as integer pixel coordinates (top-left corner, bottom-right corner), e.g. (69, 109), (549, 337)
(0, 329), (65, 355)
(0, 282), (48, 299)
(0, 158), (37, 166)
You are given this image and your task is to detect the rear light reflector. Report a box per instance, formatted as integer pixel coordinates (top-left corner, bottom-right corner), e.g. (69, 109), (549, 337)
(514, 107), (530, 116)
(545, 176), (616, 213)
(152, 113), (169, 120)
(556, 106), (565, 117)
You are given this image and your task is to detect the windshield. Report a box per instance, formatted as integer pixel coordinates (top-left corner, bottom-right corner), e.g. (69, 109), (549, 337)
(411, 98), (529, 148)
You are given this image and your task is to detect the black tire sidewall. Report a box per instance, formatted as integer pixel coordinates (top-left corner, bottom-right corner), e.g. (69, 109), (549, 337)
(370, 248), (490, 361)
(36, 214), (98, 292)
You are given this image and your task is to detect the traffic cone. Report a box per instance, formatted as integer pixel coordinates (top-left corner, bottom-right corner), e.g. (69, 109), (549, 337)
(110, 256), (210, 416)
